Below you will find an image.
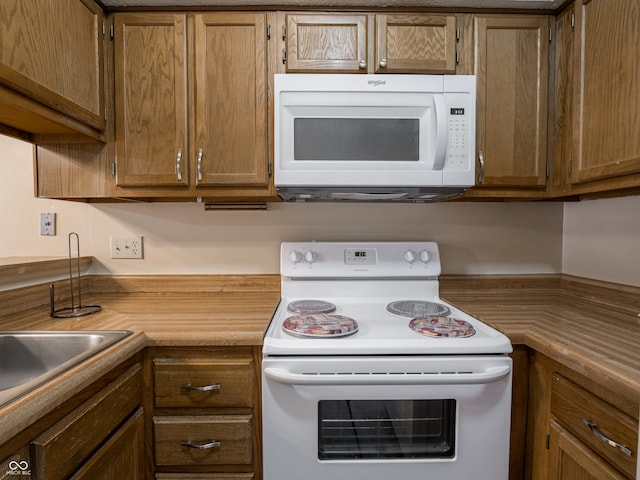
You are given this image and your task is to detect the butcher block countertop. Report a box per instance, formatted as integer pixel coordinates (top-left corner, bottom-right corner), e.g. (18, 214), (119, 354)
(0, 269), (639, 448)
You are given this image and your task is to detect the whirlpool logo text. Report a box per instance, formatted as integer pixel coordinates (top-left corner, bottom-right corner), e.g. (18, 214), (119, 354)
(367, 79), (387, 87)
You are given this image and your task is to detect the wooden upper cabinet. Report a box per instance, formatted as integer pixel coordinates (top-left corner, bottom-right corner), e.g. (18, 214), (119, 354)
(0, 0), (104, 140)
(193, 13), (269, 187)
(285, 13), (458, 74)
(474, 15), (549, 188)
(285, 14), (368, 73)
(570, 0), (640, 184)
(375, 14), (457, 73)
(113, 13), (189, 188)
(113, 12), (270, 194)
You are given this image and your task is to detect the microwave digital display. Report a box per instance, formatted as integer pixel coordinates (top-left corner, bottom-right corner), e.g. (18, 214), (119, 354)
(450, 108), (465, 115)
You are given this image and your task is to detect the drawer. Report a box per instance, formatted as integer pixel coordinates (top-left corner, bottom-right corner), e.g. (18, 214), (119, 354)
(31, 363), (143, 480)
(156, 475), (254, 479)
(154, 415), (253, 466)
(551, 373), (637, 478)
(154, 357), (254, 408)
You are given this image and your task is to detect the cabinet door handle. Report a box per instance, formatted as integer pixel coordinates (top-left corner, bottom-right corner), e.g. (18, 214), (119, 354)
(582, 419), (632, 457)
(176, 148), (183, 182)
(477, 151), (485, 184)
(181, 383), (221, 392)
(181, 440), (221, 450)
(197, 148), (204, 182)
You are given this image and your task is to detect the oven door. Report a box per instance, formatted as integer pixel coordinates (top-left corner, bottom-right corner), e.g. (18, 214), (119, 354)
(262, 355), (512, 480)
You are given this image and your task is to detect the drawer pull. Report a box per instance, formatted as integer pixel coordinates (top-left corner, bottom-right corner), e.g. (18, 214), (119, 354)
(181, 440), (221, 450)
(181, 383), (221, 392)
(583, 418), (632, 457)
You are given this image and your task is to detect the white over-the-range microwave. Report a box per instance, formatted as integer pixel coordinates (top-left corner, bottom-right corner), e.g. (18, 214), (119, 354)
(274, 73), (476, 202)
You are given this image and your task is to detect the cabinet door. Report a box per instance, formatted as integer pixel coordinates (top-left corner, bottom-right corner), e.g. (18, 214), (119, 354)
(548, 421), (627, 480)
(285, 14), (369, 73)
(0, 0), (104, 130)
(549, 6), (574, 192)
(375, 14), (456, 73)
(474, 15), (549, 188)
(69, 409), (145, 480)
(193, 13), (269, 187)
(571, 0), (640, 184)
(113, 13), (189, 188)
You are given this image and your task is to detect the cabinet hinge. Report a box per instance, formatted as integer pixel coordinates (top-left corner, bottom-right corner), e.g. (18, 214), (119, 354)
(267, 24), (271, 40)
(268, 162), (273, 177)
(111, 162), (117, 176)
(546, 164), (550, 178)
(546, 432), (550, 450)
(571, 13), (575, 29)
(282, 48), (287, 65)
(456, 27), (461, 42)
(102, 21), (106, 36)
(455, 50), (460, 65)
(549, 28), (552, 43)
(282, 25), (287, 41)
(110, 24), (114, 40)
(568, 160), (573, 174)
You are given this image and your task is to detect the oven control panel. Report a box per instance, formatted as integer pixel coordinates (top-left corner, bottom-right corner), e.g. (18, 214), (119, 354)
(281, 242), (441, 278)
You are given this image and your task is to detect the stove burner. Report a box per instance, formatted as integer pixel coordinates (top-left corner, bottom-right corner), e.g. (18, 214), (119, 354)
(386, 300), (451, 318)
(287, 299), (337, 315)
(409, 316), (476, 338)
(282, 314), (358, 338)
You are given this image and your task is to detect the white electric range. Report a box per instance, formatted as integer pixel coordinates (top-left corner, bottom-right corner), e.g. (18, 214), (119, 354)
(262, 242), (513, 480)
(263, 241), (511, 356)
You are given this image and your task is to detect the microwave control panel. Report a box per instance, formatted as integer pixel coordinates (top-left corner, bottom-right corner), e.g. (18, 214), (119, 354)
(444, 92), (473, 170)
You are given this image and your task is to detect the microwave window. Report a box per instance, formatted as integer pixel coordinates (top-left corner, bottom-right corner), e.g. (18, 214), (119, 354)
(294, 118), (419, 161)
(318, 399), (456, 460)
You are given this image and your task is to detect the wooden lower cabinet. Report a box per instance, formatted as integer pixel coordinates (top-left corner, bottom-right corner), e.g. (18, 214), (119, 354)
(70, 408), (146, 480)
(548, 421), (627, 480)
(156, 474), (254, 479)
(526, 353), (638, 480)
(150, 347), (261, 479)
(0, 357), (144, 480)
(30, 362), (144, 480)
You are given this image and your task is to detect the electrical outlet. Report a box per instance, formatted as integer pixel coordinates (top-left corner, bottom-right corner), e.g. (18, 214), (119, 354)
(40, 212), (56, 236)
(110, 236), (143, 259)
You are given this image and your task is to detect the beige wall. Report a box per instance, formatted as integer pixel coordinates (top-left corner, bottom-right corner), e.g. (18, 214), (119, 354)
(563, 195), (640, 287)
(10, 133), (639, 287)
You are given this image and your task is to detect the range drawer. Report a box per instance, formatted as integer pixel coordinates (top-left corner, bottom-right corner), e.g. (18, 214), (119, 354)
(154, 415), (253, 466)
(551, 373), (637, 478)
(154, 357), (254, 408)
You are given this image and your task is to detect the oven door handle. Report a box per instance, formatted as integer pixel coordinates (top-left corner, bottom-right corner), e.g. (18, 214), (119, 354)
(263, 365), (511, 386)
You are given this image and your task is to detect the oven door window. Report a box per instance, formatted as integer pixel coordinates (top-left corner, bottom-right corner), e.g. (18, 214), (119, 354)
(318, 399), (456, 460)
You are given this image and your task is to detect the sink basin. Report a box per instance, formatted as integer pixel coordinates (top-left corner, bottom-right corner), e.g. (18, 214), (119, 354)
(0, 330), (132, 408)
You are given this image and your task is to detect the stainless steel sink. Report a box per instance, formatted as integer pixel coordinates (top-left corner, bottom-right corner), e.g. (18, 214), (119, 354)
(0, 330), (132, 408)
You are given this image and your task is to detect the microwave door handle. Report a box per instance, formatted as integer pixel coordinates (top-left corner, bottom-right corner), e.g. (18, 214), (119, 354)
(263, 365), (510, 386)
(432, 94), (448, 170)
